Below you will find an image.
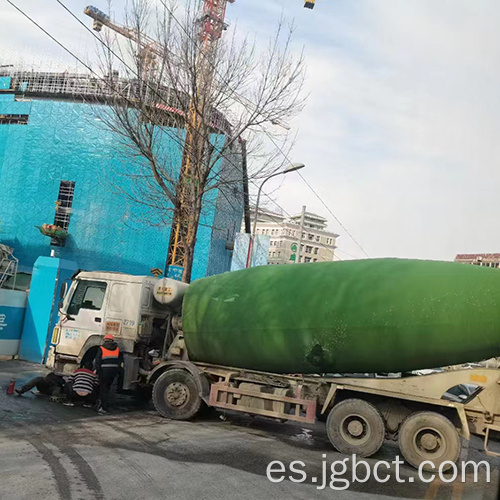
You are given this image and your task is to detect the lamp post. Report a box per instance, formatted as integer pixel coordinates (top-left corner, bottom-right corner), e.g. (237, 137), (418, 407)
(246, 163), (305, 268)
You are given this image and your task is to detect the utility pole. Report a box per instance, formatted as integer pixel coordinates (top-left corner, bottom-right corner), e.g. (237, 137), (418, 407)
(240, 138), (251, 234)
(295, 205), (306, 264)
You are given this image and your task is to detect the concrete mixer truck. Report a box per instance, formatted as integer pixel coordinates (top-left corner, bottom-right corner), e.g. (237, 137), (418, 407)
(46, 259), (500, 471)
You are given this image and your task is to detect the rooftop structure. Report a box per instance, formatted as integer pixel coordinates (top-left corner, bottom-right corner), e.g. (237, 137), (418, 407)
(0, 69), (232, 135)
(454, 254), (500, 268)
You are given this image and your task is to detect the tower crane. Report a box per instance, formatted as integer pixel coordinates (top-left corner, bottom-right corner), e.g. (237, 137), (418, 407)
(84, 6), (162, 70)
(85, 1), (235, 281)
(84, 0), (312, 280)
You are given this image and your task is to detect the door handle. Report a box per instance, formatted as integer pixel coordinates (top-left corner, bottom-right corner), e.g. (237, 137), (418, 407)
(95, 317), (102, 323)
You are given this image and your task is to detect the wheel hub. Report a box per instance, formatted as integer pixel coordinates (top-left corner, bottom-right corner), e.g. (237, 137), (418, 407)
(420, 433), (438, 451)
(414, 428), (443, 456)
(347, 420), (364, 437)
(340, 414), (370, 445)
(165, 382), (189, 408)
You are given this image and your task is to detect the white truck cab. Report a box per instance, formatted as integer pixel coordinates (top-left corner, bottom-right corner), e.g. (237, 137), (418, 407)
(47, 270), (187, 386)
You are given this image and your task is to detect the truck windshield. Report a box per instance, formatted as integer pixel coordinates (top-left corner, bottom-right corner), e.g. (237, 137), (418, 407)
(67, 280), (107, 316)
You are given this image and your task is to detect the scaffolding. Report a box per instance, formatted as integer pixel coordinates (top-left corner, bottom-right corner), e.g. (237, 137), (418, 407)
(0, 69), (232, 135)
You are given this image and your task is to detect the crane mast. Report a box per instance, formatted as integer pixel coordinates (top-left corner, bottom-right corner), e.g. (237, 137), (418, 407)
(166, 0), (235, 279)
(85, 0), (313, 280)
(84, 2), (234, 281)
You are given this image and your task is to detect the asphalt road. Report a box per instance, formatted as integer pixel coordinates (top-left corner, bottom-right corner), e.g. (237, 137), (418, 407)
(0, 360), (498, 500)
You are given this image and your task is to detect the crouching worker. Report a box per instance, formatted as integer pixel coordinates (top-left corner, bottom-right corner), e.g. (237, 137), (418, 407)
(64, 363), (99, 407)
(95, 334), (123, 414)
(15, 372), (66, 397)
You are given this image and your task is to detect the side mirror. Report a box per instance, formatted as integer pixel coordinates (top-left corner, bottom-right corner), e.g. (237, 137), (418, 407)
(59, 282), (68, 300)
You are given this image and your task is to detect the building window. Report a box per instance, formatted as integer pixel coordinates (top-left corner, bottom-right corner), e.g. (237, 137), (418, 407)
(305, 246), (312, 254)
(308, 234), (314, 241)
(314, 247), (318, 255)
(0, 114), (29, 125)
(313, 258), (317, 262)
(52, 180), (75, 247)
(316, 235), (320, 242)
(304, 257), (311, 263)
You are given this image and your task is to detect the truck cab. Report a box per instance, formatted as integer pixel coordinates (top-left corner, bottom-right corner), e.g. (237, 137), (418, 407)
(47, 271), (185, 388)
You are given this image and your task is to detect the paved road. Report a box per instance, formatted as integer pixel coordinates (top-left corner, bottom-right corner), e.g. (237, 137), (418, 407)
(0, 361), (498, 500)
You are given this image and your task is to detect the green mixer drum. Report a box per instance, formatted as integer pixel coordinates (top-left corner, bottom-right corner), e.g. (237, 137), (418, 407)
(182, 259), (500, 374)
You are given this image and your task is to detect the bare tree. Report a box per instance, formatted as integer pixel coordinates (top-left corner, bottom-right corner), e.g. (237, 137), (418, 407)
(96, 0), (306, 282)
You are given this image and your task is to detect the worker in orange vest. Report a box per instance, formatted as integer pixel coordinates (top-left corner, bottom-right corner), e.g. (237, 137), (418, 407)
(94, 334), (123, 413)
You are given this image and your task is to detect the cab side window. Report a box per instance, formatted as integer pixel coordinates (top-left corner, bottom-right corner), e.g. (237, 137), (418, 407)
(67, 281), (107, 316)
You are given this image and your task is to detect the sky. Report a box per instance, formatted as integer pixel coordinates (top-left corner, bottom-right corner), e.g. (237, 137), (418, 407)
(2, 0), (500, 261)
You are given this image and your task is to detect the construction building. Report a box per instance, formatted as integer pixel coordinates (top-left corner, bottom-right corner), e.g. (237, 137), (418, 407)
(454, 254), (500, 268)
(0, 69), (243, 281)
(251, 207), (338, 265)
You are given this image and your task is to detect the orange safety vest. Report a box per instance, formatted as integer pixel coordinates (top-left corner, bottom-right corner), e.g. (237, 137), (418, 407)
(100, 346), (120, 370)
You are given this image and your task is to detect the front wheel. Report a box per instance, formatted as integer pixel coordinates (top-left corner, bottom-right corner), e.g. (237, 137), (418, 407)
(153, 369), (202, 420)
(398, 411), (461, 471)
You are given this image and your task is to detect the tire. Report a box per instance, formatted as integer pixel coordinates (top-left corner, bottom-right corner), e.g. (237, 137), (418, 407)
(398, 411), (461, 471)
(153, 369), (202, 420)
(326, 398), (385, 457)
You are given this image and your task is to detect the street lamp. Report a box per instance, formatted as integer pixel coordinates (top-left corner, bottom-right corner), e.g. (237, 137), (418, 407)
(247, 162), (306, 268)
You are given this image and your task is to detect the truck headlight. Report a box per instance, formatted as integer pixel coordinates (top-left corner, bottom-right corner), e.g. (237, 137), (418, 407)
(51, 327), (60, 345)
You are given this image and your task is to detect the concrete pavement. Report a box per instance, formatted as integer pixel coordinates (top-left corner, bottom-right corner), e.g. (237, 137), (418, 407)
(0, 361), (498, 500)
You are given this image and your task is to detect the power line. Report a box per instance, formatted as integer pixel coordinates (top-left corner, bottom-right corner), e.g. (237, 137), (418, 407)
(48, 0), (307, 230)
(154, 0), (369, 258)
(5, 0), (295, 250)
(9, 0), (345, 263)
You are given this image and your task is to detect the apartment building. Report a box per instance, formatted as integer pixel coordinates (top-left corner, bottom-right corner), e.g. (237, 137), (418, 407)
(251, 208), (338, 265)
(454, 253), (500, 268)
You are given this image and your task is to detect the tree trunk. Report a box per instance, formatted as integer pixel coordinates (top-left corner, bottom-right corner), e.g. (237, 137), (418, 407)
(182, 195), (203, 283)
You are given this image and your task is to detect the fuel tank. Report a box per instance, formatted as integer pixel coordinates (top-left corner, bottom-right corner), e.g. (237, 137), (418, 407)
(182, 259), (500, 374)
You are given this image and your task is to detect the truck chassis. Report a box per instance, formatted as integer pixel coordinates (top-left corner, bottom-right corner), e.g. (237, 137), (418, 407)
(148, 359), (500, 471)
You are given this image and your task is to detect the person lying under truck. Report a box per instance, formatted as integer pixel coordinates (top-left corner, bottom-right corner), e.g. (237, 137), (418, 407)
(15, 372), (66, 397)
(64, 363), (99, 407)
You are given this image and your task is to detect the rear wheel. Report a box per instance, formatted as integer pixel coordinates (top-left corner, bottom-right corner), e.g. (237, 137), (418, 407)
(398, 411), (461, 471)
(153, 369), (202, 420)
(326, 398), (385, 457)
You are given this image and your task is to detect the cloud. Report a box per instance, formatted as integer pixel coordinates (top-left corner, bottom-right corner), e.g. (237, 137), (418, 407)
(2, 0), (500, 261)
(255, 0), (500, 260)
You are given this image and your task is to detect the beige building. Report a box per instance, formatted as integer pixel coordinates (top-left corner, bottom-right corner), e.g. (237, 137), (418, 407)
(455, 253), (500, 268)
(251, 208), (338, 265)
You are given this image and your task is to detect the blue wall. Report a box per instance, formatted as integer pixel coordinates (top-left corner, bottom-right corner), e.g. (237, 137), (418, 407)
(0, 81), (243, 280)
(19, 257), (78, 363)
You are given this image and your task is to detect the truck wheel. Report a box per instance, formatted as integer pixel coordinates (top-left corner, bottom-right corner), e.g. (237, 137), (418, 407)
(398, 411), (461, 472)
(153, 369), (202, 420)
(326, 399), (385, 457)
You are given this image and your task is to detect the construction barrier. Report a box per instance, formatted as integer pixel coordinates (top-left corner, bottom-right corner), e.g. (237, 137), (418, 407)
(0, 289), (27, 356)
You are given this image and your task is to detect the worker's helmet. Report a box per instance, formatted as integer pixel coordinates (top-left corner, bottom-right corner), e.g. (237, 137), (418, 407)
(103, 334), (114, 341)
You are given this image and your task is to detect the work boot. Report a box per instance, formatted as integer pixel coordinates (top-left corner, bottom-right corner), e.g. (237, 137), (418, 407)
(14, 389), (24, 397)
(97, 407), (108, 414)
